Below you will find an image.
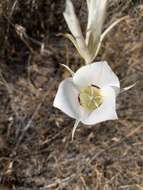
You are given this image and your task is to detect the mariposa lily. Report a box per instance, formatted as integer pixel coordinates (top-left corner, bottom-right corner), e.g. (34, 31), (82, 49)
(53, 1), (135, 140)
(63, 0), (126, 64)
(54, 61), (136, 140)
(54, 61), (120, 140)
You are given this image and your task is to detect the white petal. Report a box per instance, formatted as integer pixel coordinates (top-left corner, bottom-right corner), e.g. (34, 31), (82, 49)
(86, 0), (90, 11)
(86, 0), (107, 53)
(63, 0), (91, 63)
(111, 86), (120, 96)
(82, 86), (118, 125)
(53, 78), (81, 119)
(73, 61), (120, 88)
(63, 0), (82, 38)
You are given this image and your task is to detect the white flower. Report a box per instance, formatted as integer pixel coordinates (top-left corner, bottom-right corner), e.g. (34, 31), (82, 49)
(54, 61), (120, 139)
(53, 1), (134, 140)
(63, 0), (126, 64)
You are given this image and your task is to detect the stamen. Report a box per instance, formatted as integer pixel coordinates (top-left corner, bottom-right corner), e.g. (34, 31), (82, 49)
(78, 85), (102, 110)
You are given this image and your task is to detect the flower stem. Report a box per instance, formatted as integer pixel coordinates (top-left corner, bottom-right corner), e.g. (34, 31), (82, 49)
(72, 120), (80, 141)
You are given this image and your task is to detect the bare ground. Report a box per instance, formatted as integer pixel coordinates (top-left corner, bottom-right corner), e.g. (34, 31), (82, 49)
(0, 0), (143, 190)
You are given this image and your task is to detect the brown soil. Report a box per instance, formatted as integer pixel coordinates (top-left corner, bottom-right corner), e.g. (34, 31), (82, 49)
(0, 0), (143, 189)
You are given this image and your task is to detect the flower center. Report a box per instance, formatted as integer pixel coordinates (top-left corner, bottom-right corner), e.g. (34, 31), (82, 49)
(79, 86), (102, 110)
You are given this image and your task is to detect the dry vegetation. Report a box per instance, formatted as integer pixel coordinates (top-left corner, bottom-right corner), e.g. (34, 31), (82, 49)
(0, 0), (143, 189)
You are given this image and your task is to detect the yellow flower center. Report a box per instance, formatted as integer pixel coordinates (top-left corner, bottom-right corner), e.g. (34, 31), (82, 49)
(79, 86), (102, 110)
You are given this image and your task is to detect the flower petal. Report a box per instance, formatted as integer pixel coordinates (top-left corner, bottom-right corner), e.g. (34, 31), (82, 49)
(86, 0), (107, 56)
(86, 0), (90, 11)
(63, 33), (87, 61)
(63, 0), (83, 39)
(63, 0), (91, 63)
(53, 78), (81, 119)
(82, 86), (118, 125)
(73, 61), (120, 88)
(111, 86), (120, 96)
